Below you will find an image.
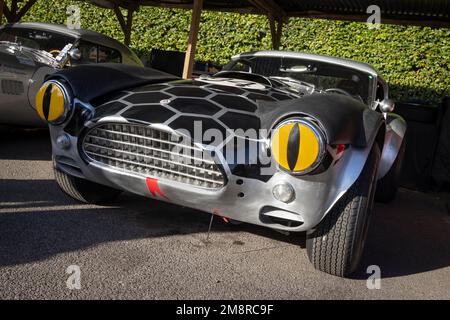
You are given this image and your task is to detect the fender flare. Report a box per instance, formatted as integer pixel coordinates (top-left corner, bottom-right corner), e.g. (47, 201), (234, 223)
(319, 120), (385, 221)
(257, 93), (384, 148)
(377, 113), (407, 179)
(257, 94), (387, 227)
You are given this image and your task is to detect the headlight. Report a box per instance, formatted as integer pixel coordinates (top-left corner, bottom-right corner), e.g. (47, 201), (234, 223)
(35, 80), (72, 125)
(270, 118), (325, 174)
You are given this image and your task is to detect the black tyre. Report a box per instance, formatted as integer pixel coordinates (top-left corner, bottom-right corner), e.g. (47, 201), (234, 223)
(53, 160), (121, 204)
(306, 144), (380, 277)
(375, 140), (405, 203)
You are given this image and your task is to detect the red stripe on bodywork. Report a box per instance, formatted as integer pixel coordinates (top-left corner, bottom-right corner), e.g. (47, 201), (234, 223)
(146, 177), (169, 200)
(213, 208), (230, 223)
(336, 144), (346, 156)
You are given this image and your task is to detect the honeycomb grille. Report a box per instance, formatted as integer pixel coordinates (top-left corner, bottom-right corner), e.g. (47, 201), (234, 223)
(82, 123), (225, 189)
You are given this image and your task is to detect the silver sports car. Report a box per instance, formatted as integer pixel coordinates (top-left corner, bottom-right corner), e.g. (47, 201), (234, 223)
(0, 22), (143, 127)
(36, 51), (406, 277)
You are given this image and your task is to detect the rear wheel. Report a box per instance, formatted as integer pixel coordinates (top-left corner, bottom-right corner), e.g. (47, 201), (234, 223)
(306, 144), (380, 277)
(53, 159), (121, 204)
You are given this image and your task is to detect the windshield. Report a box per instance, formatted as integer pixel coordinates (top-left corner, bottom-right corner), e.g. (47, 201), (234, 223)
(0, 27), (75, 53)
(225, 56), (375, 105)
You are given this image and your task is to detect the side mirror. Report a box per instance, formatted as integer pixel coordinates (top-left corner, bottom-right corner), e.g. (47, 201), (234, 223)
(379, 98), (395, 113)
(69, 48), (81, 61)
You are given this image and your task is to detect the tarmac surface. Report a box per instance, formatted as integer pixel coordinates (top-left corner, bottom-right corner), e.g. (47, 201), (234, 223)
(0, 129), (449, 299)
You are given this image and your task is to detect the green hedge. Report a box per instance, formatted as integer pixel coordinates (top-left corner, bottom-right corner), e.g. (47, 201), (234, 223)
(14, 0), (450, 103)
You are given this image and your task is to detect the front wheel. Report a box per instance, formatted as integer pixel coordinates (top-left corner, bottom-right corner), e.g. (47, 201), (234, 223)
(306, 144), (380, 277)
(53, 159), (122, 204)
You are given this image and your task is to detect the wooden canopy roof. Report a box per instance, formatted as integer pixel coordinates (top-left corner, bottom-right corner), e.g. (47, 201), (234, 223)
(1, 0), (448, 79)
(88, 0), (449, 78)
(92, 0), (450, 28)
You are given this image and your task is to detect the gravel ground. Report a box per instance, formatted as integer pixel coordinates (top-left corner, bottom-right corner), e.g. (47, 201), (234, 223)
(0, 129), (449, 299)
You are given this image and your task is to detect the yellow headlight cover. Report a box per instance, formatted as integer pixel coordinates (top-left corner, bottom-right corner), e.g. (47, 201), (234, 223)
(271, 119), (323, 174)
(36, 82), (67, 123)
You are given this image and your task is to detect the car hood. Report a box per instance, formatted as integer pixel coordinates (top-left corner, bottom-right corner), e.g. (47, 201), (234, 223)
(48, 65), (379, 149)
(87, 77), (382, 151)
(90, 78), (300, 142)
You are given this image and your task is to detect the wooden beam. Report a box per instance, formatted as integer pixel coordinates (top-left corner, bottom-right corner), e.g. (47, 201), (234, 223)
(124, 6), (134, 46)
(0, 0), (37, 23)
(248, 0), (285, 19)
(14, 0), (38, 22)
(288, 11), (450, 29)
(113, 6), (127, 31)
(182, 0), (203, 79)
(113, 4), (136, 46)
(91, 1), (450, 29)
(0, 0), (4, 25)
(10, 0), (17, 21)
(1, 0), (11, 22)
(136, 0), (257, 14)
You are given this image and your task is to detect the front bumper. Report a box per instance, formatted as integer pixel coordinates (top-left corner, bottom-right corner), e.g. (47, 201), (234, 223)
(50, 122), (372, 232)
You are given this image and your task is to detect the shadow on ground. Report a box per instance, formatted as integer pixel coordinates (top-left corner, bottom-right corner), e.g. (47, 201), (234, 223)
(355, 190), (450, 279)
(1, 177), (449, 279)
(0, 128), (51, 161)
(0, 178), (305, 267)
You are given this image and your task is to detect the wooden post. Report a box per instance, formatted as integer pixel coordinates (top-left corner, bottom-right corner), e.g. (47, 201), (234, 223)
(113, 5), (135, 47)
(124, 7), (134, 46)
(0, 0), (37, 23)
(15, 0), (38, 22)
(182, 0), (203, 79)
(268, 15), (284, 50)
(10, 0), (17, 22)
(1, 0), (11, 23)
(0, 0), (4, 25)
